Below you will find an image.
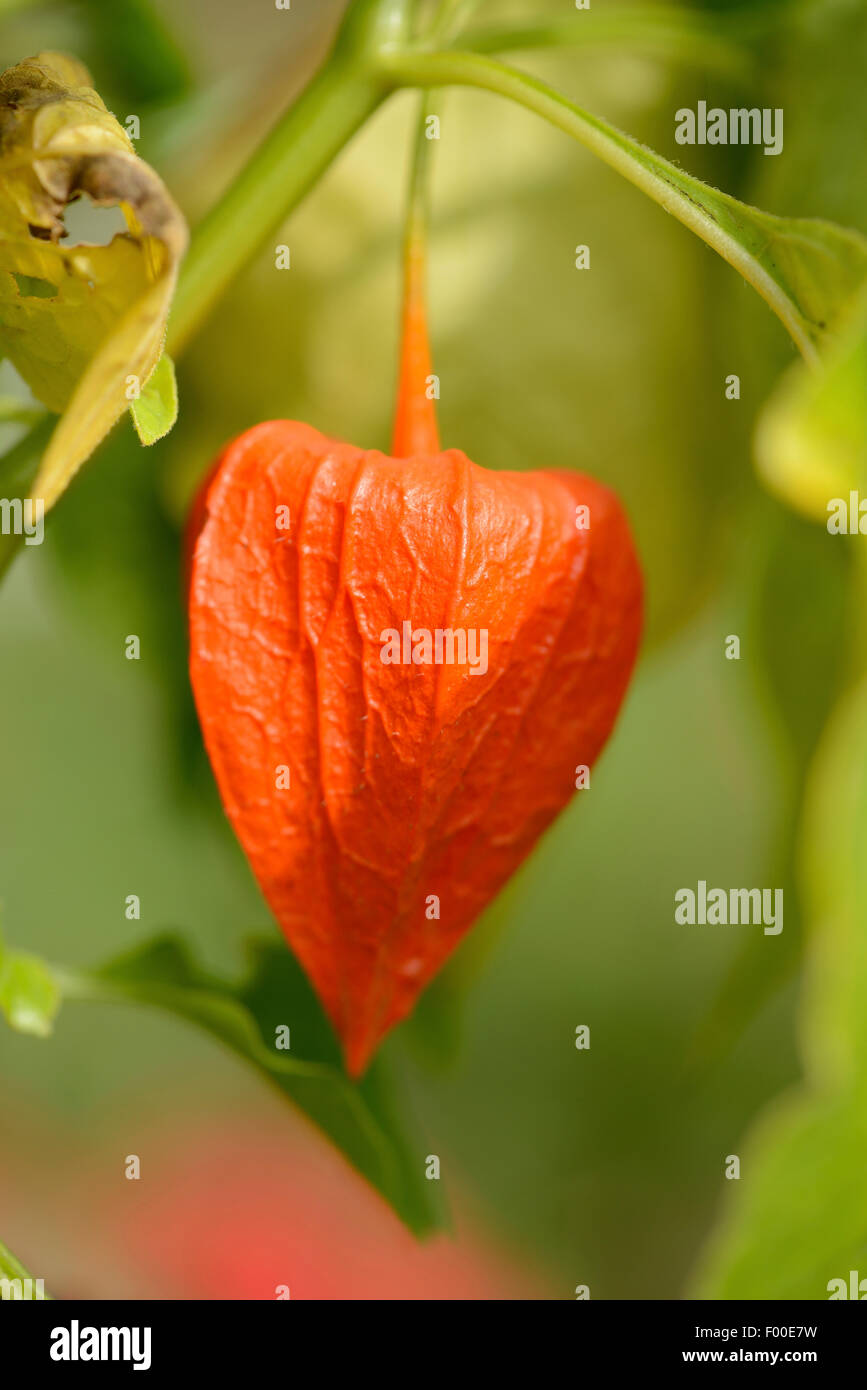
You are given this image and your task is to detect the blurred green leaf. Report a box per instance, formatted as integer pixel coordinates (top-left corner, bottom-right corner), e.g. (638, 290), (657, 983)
(695, 0), (867, 1077)
(695, 1090), (867, 1299)
(131, 353), (178, 445)
(692, 675), (867, 1296)
(756, 286), (867, 522)
(0, 935), (60, 1037)
(42, 415), (206, 806)
(78, 0), (192, 107)
(741, 0), (867, 521)
(59, 933), (445, 1237)
(692, 504), (853, 1065)
(747, 510), (854, 758)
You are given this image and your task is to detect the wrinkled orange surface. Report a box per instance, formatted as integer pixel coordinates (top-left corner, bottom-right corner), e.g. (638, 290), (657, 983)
(188, 420), (642, 1074)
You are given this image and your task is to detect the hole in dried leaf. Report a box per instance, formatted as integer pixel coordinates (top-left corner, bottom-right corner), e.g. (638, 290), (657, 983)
(61, 194), (128, 248)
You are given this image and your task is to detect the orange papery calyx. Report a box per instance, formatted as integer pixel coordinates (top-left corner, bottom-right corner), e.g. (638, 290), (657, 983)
(186, 123), (643, 1077)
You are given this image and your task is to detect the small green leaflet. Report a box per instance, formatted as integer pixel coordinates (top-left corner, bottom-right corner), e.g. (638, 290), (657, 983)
(130, 353), (179, 445)
(0, 933), (60, 1037)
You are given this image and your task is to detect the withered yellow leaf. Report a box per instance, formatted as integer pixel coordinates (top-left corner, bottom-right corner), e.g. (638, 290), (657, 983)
(0, 51), (187, 507)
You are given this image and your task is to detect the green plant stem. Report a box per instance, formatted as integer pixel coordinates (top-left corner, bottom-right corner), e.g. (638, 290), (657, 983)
(335, 0), (417, 56)
(167, 0), (421, 355)
(0, 0), (422, 587)
(391, 88), (441, 455)
(460, 7), (750, 76)
(375, 47), (826, 360)
(167, 59), (385, 356)
(50, 962), (338, 1085)
(428, 0), (484, 42)
(404, 91), (436, 257)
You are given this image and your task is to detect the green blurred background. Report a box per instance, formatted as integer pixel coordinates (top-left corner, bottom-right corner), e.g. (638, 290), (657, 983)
(1, 0), (865, 1298)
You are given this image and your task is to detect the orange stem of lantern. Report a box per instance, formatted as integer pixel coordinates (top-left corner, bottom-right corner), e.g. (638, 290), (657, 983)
(392, 92), (441, 457)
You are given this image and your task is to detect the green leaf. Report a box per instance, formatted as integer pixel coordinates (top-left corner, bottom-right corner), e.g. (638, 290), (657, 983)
(59, 934), (445, 1236)
(0, 935), (60, 1037)
(690, 505), (852, 1066)
(694, 1092), (867, 1299)
(691, 676), (867, 1297)
(0, 923), (443, 1232)
(0, 52), (187, 508)
(77, 0), (192, 107)
(130, 353), (178, 445)
(0, 1239), (51, 1299)
(380, 48), (867, 361)
(755, 284), (867, 522)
